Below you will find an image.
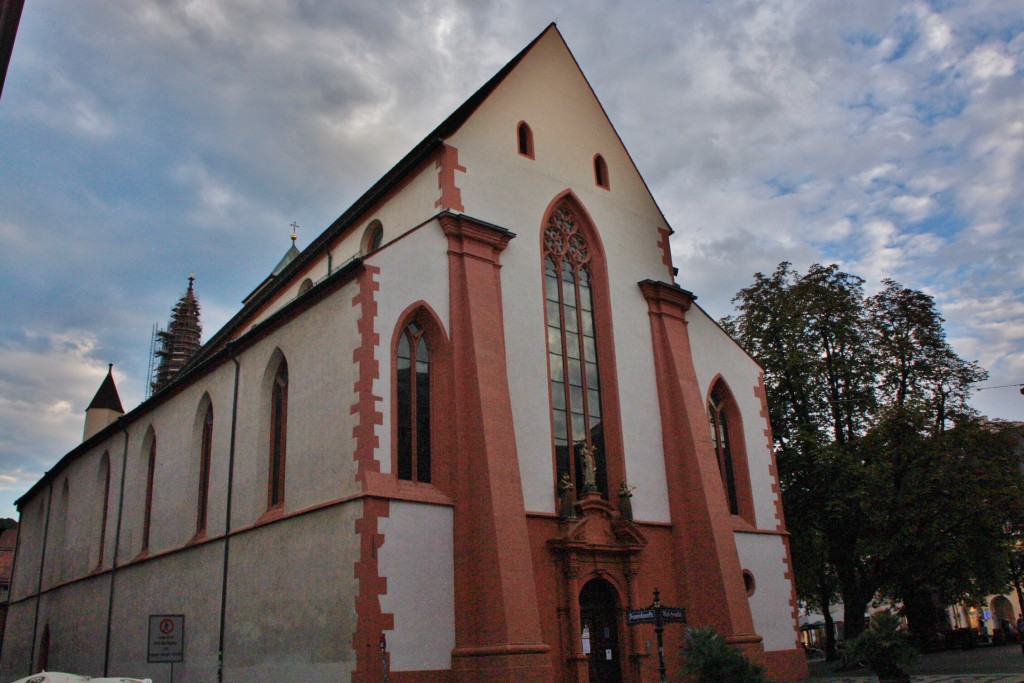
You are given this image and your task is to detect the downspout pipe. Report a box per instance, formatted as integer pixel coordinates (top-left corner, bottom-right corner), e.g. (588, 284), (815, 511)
(103, 420), (131, 676)
(217, 347), (241, 682)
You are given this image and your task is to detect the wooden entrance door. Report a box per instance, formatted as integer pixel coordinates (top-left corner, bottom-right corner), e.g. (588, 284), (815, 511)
(580, 579), (623, 683)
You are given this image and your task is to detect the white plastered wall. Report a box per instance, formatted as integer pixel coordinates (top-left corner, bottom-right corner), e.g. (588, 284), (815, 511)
(685, 305), (782, 530)
(369, 222), (451, 474)
(378, 500), (455, 671)
(442, 29), (672, 520)
(228, 284), (363, 527)
(735, 532), (799, 652)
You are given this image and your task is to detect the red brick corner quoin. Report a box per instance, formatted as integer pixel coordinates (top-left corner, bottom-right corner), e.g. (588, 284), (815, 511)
(435, 143), (467, 213)
(351, 265), (393, 683)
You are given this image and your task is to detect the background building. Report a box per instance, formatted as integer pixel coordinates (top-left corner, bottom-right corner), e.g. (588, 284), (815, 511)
(0, 25), (805, 683)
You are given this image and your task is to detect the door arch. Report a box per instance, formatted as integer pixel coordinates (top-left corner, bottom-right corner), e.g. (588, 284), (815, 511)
(579, 578), (623, 683)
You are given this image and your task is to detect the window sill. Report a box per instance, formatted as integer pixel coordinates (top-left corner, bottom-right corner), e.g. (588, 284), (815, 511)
(256, 503), (286, 525)
(363, 470), (454, 506)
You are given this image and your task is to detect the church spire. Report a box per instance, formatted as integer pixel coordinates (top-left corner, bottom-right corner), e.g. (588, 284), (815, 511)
(151, 274), (202, 394)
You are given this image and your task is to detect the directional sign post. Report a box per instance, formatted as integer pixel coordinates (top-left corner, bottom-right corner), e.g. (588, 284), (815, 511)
(627, 589), (686, 683)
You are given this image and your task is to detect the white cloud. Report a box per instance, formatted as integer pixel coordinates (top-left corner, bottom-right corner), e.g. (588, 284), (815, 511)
(0, 332), (116, 493)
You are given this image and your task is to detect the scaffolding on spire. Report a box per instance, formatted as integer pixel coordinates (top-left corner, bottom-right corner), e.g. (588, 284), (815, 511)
(145, 323), (160, 399)
(151, 274), (202, 394)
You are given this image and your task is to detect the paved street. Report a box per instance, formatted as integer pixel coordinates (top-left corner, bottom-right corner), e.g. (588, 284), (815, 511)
(806, 643), (1024, 682)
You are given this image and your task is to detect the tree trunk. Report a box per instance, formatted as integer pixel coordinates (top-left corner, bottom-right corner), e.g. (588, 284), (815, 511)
(818, 573), (838, 660)
(1013, 576), (1024, 619)
(902, 589), (949, 647)
(843, 598), (869, 642)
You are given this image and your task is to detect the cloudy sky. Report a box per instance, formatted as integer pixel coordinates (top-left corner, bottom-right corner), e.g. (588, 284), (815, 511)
(1, 0), (1022, 519)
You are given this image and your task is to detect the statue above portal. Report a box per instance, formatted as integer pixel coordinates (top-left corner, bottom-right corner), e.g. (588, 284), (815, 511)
(578, 443), (598, 493)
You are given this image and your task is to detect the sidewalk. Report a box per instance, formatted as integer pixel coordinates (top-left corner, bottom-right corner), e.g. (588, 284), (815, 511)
(805, 643), (1024, 682)
(805, 677), (1023, 683)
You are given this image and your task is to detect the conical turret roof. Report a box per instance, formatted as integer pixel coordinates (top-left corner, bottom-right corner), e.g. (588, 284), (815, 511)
(87, 364), (123, 413)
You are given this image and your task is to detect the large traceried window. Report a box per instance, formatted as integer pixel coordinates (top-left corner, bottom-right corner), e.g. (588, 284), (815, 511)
(268, 360), (288, 508)
(396, 322), (431, 483)
(544, 201), (608, 497)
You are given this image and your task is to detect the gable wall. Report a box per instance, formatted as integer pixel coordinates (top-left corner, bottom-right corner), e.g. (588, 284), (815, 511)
(445, 31), (675, 520)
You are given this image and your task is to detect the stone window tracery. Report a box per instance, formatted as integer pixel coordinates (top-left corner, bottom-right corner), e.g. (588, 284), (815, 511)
(544, 201), (607, 497)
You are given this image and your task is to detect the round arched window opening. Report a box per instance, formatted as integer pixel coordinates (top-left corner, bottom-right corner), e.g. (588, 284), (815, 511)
(362, 220), (384, 253)
(742, 569), (756, 596)
(517, 121), (534, 159)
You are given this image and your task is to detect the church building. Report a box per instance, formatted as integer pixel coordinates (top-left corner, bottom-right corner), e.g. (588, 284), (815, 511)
(1, 24), (806, 683)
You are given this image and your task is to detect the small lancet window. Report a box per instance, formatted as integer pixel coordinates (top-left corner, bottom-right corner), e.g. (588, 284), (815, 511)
(517, 121), (534, 159)
(268, 360), (288, 508)
(396, 322), (431, 483)
(96, 453), (110, 568)
(142, 434), (156, 553)
(197, 403), (213, 534)
(594, 154), (609, 189)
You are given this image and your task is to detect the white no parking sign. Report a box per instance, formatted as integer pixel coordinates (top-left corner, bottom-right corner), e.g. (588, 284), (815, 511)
(148, 614), (185, 663)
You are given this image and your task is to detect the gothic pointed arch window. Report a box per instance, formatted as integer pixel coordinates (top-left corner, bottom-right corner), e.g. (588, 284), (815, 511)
(141, 429), (156, 554)
(268, 358), (288, 508)
(707, 379), (754, 523)
(543, 199), (610, 497)
(197, 400), (213, 534)
(95, 452), (110, 569)
(396, 322), (431, 483)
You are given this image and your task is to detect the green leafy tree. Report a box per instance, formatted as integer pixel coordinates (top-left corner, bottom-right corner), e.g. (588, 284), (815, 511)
(724, 262), (1020, 644)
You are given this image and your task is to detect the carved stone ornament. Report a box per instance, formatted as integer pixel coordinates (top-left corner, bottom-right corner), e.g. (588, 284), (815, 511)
(559, 472), (577, 520)
(617, 481), (635, 521)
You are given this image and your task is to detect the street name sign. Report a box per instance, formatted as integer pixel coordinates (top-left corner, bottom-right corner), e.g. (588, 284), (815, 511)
(627, 609), (656, 625)
(660, 608), (686, 623)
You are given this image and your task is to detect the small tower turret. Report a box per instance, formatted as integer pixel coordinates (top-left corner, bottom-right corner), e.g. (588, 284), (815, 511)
(83, 364), (124, 441)
(152, 274), (203, 394)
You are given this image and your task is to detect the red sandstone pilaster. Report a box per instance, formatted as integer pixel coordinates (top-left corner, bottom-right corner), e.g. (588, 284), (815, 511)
(440, 213), (554, 682)
(639, 280), (761, 650)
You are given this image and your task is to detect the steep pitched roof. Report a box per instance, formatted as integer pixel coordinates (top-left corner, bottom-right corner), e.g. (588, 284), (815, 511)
(87, 364), (124, 413)
(190, 23), (559, 367)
